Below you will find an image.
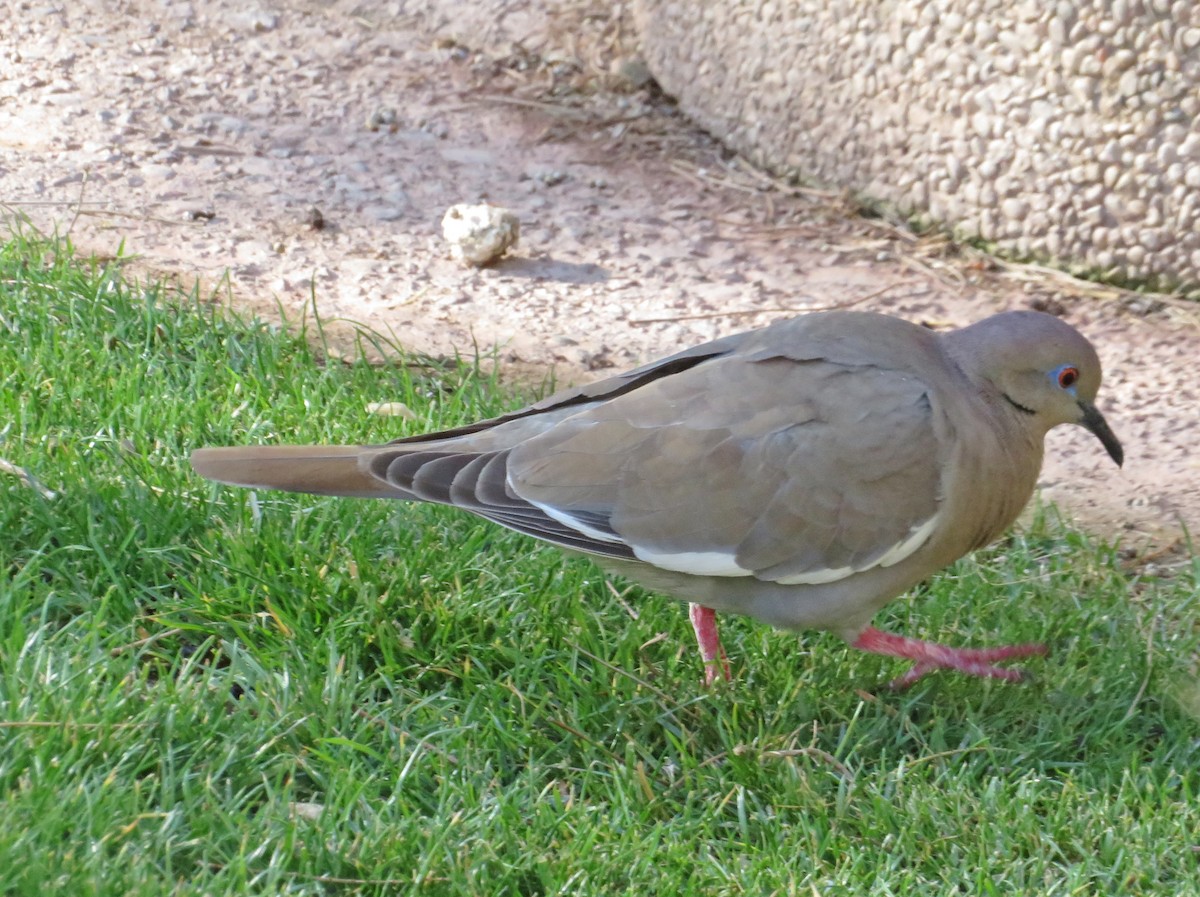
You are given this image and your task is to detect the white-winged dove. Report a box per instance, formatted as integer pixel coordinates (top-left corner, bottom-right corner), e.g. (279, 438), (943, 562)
(192, 310), (1123, 689)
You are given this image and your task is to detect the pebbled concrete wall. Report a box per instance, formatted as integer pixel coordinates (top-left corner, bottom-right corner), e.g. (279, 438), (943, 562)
(633, 0), (1200, 288)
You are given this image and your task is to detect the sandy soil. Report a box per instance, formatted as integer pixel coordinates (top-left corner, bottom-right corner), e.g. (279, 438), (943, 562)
(2, 0), (1196, 552)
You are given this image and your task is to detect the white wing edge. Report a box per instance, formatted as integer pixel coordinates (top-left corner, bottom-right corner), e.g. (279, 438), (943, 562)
(626, 511), (942, 585)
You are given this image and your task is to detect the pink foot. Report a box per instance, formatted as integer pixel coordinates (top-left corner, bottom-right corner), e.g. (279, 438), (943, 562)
(689, 603), (731, 686)
(852, 626), (1048, 690)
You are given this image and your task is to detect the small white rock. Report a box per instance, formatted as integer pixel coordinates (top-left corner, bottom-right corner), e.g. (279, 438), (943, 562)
(1001, 197), (1029, 220)
(1139, 230), (1164, 251)
(289, 802), (324, 822)
(441, 204), (520, 267)
(366, 402), (417, 420)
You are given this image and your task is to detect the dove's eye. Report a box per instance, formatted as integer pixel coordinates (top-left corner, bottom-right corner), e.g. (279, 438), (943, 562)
(1057, 366), (1079, 389)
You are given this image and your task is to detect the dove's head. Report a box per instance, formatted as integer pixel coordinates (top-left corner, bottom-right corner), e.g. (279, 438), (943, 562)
(948, 310), (1123, 467)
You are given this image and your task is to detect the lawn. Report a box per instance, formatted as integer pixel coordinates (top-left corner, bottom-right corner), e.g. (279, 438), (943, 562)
(1, 233), (1198, 896)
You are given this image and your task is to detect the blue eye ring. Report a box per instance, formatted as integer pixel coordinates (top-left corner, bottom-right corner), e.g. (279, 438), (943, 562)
(1055, 365), (1079, 390)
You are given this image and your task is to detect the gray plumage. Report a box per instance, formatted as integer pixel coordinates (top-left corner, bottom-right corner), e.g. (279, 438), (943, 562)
(191, 310), (1123, 686)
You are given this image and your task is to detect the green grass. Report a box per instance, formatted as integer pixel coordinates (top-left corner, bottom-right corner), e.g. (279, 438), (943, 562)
(1, 233), (1198, 896)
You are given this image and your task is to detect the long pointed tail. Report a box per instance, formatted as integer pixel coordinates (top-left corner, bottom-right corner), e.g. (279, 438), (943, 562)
(190, 445), (401, 498)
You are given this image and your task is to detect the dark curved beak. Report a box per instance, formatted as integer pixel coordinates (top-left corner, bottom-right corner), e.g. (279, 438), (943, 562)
(1079, 402), (1123, 467)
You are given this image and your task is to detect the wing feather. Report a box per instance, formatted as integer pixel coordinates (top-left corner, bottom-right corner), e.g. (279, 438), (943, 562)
(196, 312), (954, 587)
(508, 355), (948, 585)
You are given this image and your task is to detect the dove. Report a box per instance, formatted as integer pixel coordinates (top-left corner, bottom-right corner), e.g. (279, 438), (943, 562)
(192, 309), (1123, 689)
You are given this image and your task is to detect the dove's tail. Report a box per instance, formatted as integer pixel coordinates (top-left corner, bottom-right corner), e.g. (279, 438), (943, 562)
(190, 445), (400, 499)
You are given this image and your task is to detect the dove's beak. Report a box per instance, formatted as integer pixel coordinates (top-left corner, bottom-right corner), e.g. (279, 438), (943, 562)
(1079, 402), (1124, 467)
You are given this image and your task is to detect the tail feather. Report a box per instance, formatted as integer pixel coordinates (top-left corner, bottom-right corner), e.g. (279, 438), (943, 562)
(190, 445), (403, 498)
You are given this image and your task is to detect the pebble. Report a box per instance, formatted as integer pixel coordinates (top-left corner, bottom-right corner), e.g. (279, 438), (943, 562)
(365, 107), (398, 132)
(141, 164), (176, 182)
(441, 203), (520, 266)
(227, 10), (279, 33)
(366, 402), (417, 420)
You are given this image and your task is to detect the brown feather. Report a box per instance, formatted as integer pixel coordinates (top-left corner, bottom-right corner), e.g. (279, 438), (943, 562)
(190, 445), (396, 498)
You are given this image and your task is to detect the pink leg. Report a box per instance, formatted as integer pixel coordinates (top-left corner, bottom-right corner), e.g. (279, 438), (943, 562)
(689, 603), (731, 686)
(852, 626), (1047, 690)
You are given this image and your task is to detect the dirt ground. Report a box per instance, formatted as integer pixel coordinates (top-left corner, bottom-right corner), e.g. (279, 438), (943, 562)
(2, 0), (1197, 554)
